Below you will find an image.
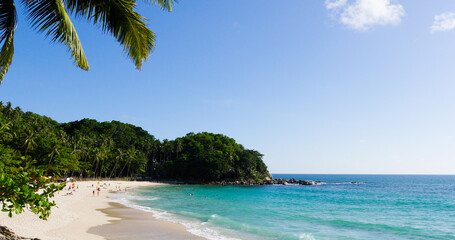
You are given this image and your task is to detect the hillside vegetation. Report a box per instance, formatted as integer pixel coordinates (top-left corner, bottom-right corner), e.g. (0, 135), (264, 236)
(0, 102), (270, 183)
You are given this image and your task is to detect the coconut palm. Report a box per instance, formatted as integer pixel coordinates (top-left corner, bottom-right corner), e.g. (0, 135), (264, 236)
(94, 146), (107, 178)
(23, 130), (36, 156)
(0, 0), (175, 83)
(48, 143), (60, 167)
(118, 146), (137, 178)
(109, 148), (124, 178)
(175, 138), (183, 159)
(125, 146), (137, 178)
(0, 121), (13, 143)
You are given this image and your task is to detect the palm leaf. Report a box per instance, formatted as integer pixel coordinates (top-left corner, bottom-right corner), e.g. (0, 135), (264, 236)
(65, 0), (155, 69)
(146, 0), (175, 12)
(24, 0), (89, 70)
(0, 0), (17, 84)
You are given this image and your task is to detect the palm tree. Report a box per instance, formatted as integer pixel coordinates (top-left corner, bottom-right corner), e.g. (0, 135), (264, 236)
(0, 0), (175, 83)
(162, 139), (171, 161)
(109, 148), (124, 179)
(23, 130), (36, 156)
(118, 146), (137, 179)
(57, 130), (69, 146)
(175, 138), (183, 159)
(3, 102), (13, 117)
(48, 143), (60, 167)
(98, 145), (109, 178)
(125, 146), (138, 179)
(94, 147), (107, 178)
(0, 120), (12, 143)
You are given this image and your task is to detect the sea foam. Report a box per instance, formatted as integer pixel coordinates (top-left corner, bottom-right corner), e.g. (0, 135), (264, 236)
(108, 191), (241, 240)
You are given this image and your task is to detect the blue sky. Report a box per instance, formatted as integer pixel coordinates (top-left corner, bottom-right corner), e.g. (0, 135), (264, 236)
(1, 0), (455, 174)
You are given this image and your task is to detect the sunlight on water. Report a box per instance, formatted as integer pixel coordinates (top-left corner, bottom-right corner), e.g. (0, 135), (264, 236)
(110, 175), (455, 240)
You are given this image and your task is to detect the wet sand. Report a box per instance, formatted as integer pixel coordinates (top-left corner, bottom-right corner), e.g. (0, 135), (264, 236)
(89, 202), (205, 240)
(0, 181), (204, 240)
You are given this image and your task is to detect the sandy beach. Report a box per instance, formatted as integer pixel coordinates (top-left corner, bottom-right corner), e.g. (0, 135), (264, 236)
(0, 180), (203, 240)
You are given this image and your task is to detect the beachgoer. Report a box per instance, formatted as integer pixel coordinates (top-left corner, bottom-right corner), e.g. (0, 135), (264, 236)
(93, 190), (95, 196)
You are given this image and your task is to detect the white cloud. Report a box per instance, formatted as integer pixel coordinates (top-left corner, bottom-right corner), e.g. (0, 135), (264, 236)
(431, 12), (455, 33)
(326, 0), (405, 31)
(325, 0), (347, 9)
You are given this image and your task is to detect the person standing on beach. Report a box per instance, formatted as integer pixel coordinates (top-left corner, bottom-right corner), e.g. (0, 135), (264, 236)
(97, 187), (100, 196)
(93, 190), (95, 196)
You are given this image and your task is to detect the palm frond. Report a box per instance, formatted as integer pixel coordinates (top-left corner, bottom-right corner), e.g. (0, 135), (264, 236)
(0, 0), (17, 84)
(146, 0), (175, 12)
(24, 0), (89, 70)
(65, 0), (154, 70)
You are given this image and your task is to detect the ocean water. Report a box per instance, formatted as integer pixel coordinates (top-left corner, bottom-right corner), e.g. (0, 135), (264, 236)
(109, 175), (455, 240)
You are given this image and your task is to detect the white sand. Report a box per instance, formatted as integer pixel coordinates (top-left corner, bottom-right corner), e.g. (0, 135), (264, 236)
(0, 180), (165, 240)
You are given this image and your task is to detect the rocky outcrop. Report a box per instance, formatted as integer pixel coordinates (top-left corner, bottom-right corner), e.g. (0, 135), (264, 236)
(202, 178), (328, 186)
(0, 226), (40, 240)
(271, 179), (324, 185)
(168, 177), (363, 186)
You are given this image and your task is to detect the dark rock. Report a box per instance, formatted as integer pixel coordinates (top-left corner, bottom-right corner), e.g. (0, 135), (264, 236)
(300, 180), (312, 185)
(0, 226), (40, 240)
(300, 180), (323, 185)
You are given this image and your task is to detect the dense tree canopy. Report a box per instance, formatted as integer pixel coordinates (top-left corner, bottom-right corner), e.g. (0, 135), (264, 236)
(0, 102), (270, 183)
(157, 132), (269, 181)
(0, 110), (64, 220)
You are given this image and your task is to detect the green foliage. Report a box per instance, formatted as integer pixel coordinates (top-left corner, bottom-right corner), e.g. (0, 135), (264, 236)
(0, 0), (16, 80)
(24, 0), (88, 70)
(0, 115), (64, 220)
(0, 169), (64, 220)
(153, 132), (270, 182)
(0, 0), (176, 84)
(0, 101), (271, 221)
(0, 101), (271, 206)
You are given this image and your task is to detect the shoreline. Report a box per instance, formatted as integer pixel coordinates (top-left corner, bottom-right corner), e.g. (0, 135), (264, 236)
(89, 202), (204, 240)
(0, 180), (204, 240)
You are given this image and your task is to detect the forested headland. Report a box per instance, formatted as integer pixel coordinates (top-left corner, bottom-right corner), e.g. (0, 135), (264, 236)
(0, 102), (271, 183)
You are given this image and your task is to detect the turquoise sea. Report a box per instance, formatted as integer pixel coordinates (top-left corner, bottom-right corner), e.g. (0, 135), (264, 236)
(109, 175), (455, 239)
